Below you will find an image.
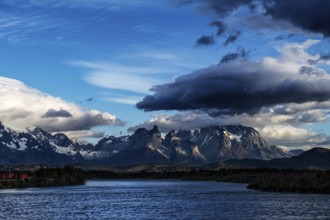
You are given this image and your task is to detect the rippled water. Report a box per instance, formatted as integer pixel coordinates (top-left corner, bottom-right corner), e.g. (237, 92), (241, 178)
(0, 180), (329, 220)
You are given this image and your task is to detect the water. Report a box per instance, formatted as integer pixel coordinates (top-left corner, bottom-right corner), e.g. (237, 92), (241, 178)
(0, 180), (329, 220)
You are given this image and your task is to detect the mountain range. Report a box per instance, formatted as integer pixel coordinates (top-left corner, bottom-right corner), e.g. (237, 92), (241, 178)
(0, 122), (294, 166)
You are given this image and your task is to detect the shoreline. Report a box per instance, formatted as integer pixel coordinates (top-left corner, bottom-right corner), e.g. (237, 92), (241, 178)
(84, 168), (330, 194)
(1, 167), (329, 194)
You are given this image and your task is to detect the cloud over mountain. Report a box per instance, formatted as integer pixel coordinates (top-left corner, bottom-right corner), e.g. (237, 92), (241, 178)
(42, 109), (72, 118)
(128, 110), (330, 149)
(134, 40), (330, 148)
(137, 40), (330, 115)
(0, 76), (116, 135)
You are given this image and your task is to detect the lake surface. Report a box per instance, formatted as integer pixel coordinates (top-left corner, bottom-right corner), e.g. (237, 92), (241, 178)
(0, 180), (329, 220)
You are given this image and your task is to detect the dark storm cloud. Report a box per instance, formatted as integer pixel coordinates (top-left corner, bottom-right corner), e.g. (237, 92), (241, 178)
(42, 109), (72, 118)
(178, 0), (330, 37)
(41, 111), (114, 132)
(177, 0), (253, 16)
(210, 20), (226, 36)
(220, 47), (247, 64)
(223, 31), (241, 46)
(275, 34), (297, 41)
(87, 131), (105, 138)
(319, 54), (330, 62)
(136, 61), (330, 116)
(299, 66), (325, 77)
(195, 35), (215, 46)
(66, 130), (106, 139)
(307, 53), (330, 65)
(114, 119), (126, 126)
(264, 0), (330, 37)
(274, 35), (284, 41)
(85, 97), (94, 102)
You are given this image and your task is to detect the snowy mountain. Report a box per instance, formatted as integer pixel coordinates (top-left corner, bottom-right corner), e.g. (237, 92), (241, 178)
(0, 122), (291, 166)
(108, 126), (172, 166)
(0, 123), (75, 165)
(162, 125), (291, 165)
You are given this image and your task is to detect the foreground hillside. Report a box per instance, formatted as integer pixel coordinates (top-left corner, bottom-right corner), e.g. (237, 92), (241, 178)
(0, 122), (291, 166)
(221, 147), (330, 170)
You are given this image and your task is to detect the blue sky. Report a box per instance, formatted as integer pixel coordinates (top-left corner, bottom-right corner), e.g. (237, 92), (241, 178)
(0, 0), (222, 137)
(1, 0), (330, 149)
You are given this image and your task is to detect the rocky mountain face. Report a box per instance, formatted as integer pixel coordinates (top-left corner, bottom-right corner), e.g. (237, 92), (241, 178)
(0, 123), (76, 165)
(163, 125), (290, 164)
(0, 122), (292, 166)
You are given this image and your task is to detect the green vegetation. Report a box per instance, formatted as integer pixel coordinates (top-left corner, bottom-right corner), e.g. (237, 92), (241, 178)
(0, 166), (86, 189)
(246, 170), (330, 193)
(86, 168), (330, 194)
(1, 166), (329, 194)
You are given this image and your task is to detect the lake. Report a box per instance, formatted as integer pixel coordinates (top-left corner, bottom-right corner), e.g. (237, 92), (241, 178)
(0, 180), (329, 219)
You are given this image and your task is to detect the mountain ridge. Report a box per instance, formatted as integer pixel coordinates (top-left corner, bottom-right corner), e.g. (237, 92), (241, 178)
(0, 122), (292, 166)
(221, 147), (330, 169)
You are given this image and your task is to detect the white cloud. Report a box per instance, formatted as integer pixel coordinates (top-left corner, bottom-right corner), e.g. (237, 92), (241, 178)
(84, 71), (157, 94)
(70, 60), (166, 94)
(4, 0), (166, 10)
(128, 110), (330, 148)
(259, 125), (326, 147)
(104, 96), (143, 105)
(0, 76), (116, 133)
(140, 52), (178, 61)
(64, 130), (105, 139)
(70, 57), (197, 105)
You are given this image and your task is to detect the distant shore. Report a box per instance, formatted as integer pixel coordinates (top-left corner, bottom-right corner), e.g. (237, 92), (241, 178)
(1, 166), (329, 194)
(85, 168), (330, 194)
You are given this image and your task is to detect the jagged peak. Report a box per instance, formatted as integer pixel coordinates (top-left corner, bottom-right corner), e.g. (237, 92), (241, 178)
(134, 127), (148, 134)
(147, 125), (160, 135)
(165, 129), (176, 137)
(27, 126), (47, 133)
(0, 122), (5, 131)
(176, 130), (192, 139)
(222, 124), (258, 135)
(53, 133), (71, 141)
(27, 126), (53, 140)
(0, 122), (21, 133)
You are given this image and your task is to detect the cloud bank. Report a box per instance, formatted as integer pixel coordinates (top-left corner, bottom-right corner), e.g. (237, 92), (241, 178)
(179, 0), (330, 37)
(129, 108), (330, 149)
(137, 40), (329, 115)
(133, 40), (330, 148)
(0, 76), (116, 138)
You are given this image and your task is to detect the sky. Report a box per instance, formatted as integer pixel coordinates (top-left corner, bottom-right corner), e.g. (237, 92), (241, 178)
(1, 0), (330, 149)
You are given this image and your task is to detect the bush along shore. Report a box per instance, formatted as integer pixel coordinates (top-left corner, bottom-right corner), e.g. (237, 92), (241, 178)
(1, 167), (329, 194)
(0, 166), (86, 189)
(85, 168), (330, 194)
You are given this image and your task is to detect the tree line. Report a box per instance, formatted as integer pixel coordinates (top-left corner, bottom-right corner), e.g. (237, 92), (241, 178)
(86, 168), (330, 194)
